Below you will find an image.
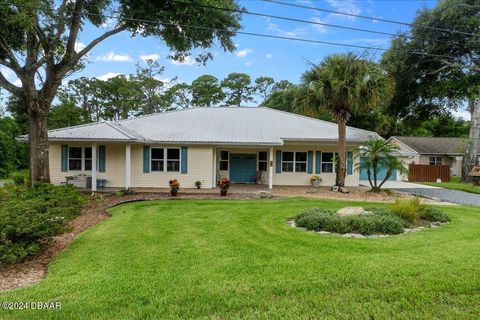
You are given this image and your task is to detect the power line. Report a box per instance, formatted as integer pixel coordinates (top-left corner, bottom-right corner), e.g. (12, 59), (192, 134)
(0, 1), (457, 61)
(264, 0), (480, 38)
(177, 1), (462, 48)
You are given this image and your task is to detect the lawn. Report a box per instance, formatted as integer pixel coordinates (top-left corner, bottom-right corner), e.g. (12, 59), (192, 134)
(1, 198), (480, 319)
(421, 176), (480, 194)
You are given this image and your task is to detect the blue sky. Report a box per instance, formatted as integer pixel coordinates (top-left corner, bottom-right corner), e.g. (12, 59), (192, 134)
(3, 0), (468, 118)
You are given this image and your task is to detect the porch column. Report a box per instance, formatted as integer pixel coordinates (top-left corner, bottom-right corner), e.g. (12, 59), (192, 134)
(269, 147), (273, 189)
(455, 156), (463, 177)
(212, 147), (217, 188)
(91, 143), (97, 192)
(125, 144), (131, 188)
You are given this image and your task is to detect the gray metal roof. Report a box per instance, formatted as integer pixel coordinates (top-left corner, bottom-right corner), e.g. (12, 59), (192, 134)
(37, 107), (380, 144)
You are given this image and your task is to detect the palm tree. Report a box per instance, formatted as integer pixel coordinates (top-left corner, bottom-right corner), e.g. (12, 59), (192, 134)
(355, 139), (407, 192)
(298, 53), (393, 191)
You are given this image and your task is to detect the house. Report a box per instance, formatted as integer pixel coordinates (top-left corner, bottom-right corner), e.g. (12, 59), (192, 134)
(388, 136), (470, 179)
(27, 107), (380, 191)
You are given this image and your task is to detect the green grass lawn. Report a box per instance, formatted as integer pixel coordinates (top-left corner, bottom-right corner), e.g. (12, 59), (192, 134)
(1, 198), (480, 319)
(421, 176), (480, 194)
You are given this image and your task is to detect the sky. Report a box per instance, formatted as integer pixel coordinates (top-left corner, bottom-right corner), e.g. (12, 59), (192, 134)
(0, 0), (470, 119)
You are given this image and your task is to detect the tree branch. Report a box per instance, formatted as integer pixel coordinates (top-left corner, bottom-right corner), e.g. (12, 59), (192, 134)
(0, 36), (23, 74)
(65, 0), (85, 57)
(0, 71), (22, 96)
(76, 25), (128, 61)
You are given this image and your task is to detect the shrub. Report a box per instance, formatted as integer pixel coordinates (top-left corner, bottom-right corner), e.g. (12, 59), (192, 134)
(116, 187), (136, 197)
(0, 183), (85, 263)
(391, 198), (425, 224)
(9, 170), (29, 186)
(295, 208), (405, 235)
(421, 207), (450, 223)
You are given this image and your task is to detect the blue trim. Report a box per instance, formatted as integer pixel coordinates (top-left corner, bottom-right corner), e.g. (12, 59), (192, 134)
(347, 152), (353, 175)
(143, 146), (150, 173)
(98, 145), (106, 172)
(307, 151), (313, 174)
(276, 150), (282, 173)
(181, 146), (188, 174)
(315, 151), (322, 174)
(61, 145), (68, 172)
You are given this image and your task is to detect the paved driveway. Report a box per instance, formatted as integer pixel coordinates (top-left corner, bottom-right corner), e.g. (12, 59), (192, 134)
(359, 180), (441, 189)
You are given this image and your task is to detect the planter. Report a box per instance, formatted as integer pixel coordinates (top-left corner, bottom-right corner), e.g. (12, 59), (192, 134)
(220, 189), (228, 196)
(311, 180), (322, 187)
(170, 189), (178, 197)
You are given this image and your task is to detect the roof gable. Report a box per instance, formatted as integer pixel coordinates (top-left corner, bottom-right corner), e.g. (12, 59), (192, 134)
(392, 136), (468, 155)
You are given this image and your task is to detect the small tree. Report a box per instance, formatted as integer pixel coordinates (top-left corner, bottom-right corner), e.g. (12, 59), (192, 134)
(355, 139), (407, 192)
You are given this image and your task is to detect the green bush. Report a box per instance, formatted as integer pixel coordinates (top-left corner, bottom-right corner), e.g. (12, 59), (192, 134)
(116, 187), (136, 197)
(421, 207), (450, 223)
(9, 169), (29, 185)
(295, 208), (405, 235)
(391, 198), (425, 224)
(0, 183), (85, 263)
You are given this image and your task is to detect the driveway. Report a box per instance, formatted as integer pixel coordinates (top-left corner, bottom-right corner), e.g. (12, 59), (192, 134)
(360, 180), (480, 207)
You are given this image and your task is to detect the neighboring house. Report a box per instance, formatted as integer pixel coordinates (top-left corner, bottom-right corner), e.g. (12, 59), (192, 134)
(21, 107), (380, 190)
(388, 136), (470, 180)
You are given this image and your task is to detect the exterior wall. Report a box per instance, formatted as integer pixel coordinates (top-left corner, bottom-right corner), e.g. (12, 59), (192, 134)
(131, 145), (213, 188)
(49, 142), (125, 187)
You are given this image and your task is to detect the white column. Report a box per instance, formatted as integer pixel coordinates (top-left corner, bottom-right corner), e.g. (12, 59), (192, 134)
(125, 144), (131, 189)
(212, 147), (217, 188)
(455, 156), (463, 177)
(269, 147), (274, 189)
(91, 143), (97, 192)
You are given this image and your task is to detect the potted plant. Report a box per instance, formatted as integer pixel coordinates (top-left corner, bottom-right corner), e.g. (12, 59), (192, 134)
(219, 178), (230, 196)
(195, 180), (202, 189)
(310, 175), (322, 187)
(169, 179), (180, 196)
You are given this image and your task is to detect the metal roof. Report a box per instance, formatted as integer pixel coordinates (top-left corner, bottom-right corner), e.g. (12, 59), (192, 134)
(34, 107), (380, 144)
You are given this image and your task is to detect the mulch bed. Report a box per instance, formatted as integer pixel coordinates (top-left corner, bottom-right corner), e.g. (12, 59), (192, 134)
(0, 192), (261, 292)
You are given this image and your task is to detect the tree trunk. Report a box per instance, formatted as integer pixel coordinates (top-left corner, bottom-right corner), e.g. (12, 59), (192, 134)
(336, 120), (347, 188)
(462, 96), (480, 182)
(27, 97), (50, 185)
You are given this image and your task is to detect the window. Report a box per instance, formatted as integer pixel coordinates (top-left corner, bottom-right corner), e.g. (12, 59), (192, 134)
(68, 147), (82, 171)
(219, 151), (229, 170)
(84, 147), (92, 171)
(281, 151), (307, 173)
(167, 148), (180, 172)
(321, 152), (335, 173)
(295, 152), (307, 172)
(151, 148), (164, 171)
(258, 151), (268, 171)
(429, 156), (442, 165)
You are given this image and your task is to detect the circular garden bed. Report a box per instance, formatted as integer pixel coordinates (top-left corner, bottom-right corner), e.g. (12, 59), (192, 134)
(288, 198), (450, 238)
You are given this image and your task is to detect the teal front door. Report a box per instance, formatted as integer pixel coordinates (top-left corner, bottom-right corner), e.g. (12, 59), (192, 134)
(230, 154), (257, 183)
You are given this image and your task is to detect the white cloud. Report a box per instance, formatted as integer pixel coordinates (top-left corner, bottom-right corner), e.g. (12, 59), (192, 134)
(266, 53), (273, 59)
(96, 72), (121, 81)
(342, 38), (390, 47)
(235, 48), (252, 58)
(267, 23), (306, 38)
(170, 56), (195, 66)
(139, 53), (160, 62)
(326, 0), (360, 21)
(95, 51), (133, 62)
(309, 17), (327, 33)
(75, 41), (86, 52)
(244, 60), (253, 67)
(13, 79), (22, 87)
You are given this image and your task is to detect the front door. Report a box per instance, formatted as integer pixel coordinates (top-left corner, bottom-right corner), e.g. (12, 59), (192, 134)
(230, 154), (257, 183)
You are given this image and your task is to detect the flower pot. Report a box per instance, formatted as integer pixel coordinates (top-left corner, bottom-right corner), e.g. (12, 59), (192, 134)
(170, 189), (178, 197)
(220, 189), (228, 196)
(312, 180), (322, 187)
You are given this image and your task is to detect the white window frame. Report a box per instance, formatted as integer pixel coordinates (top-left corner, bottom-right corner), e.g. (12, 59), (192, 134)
(68, 147), (83, 171)
(150, 147), (181, 172)
(258, 151), (268, 171)
(219, 151), (229, 171)
(429, 156), (442, 165)
(321, 152), (336, 173)
(282, 151), (307, 173)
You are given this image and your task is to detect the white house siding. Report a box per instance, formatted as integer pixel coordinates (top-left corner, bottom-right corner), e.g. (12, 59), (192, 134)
(131, 145), (213, 189)
(49, 142), (125, 187)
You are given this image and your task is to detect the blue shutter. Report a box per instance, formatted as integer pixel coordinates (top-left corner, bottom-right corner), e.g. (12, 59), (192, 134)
(307, 151), (313, 174)
(98, 145), (106, 172)
(347, 152), (353, 175)
(61, 145), (68, 172)
(276, 150), (282, 173)
(315, 151), (322, 174)
(143, 146), (150, 173)
(181, 146), (188, 174)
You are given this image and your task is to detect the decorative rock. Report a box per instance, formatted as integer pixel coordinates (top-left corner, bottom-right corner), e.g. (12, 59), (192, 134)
(339, 187), (350, 194)
(350, 233), (365, 238)
(257, 191), (274, 199)
(341, 233), (354, 238)
(430, 224), (439, 228)
(317, 231), (331, 235)
(336, 206), (366, 216)
(404, 228), (412, 233)
(431, 221), (442, 226)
